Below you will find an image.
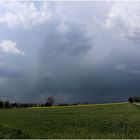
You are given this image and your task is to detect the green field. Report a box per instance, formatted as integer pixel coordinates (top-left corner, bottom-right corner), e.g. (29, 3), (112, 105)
(0, 102), (140, 138)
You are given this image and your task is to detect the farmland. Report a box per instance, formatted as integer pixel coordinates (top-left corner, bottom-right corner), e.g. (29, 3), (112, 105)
(0, 102), (140, 138)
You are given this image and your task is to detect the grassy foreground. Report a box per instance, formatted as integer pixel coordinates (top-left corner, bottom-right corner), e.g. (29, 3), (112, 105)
(0, 102), (140, 138)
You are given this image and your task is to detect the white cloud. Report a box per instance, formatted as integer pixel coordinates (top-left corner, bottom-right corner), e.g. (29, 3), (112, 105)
(105, 2), (140, 40)
(0, 1), (51, 29)
(0, 40), (24, 55)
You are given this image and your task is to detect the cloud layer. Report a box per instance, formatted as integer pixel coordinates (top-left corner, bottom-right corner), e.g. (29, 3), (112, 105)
(0, 1), (140, 103)
(105, 2), (140, 41)
(0, 1), (51, 29)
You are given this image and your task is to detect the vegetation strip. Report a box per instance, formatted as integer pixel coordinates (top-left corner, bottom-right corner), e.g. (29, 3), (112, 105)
(0, 103), (139, 138)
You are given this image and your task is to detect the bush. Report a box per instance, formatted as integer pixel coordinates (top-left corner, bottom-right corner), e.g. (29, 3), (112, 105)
(45, 102), (52, 107)
(4, 101), (10, 108)
(128, 97), (133, 103)
(10, 128), (31, 139)
(57, 103), (69, 106)
(0, 101), (3, 109)
(128, 96), (140, 103)
(0, 125), (30, 139)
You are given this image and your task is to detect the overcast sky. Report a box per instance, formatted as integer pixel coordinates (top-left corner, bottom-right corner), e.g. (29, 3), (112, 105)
(0, 1), (140, 103)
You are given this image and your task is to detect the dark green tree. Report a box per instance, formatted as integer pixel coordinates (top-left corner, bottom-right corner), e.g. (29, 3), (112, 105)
(46, 96), (54, 106)
(4, 101), (10, 108)
(128, 97), (133, 103)
(0, 100), (3, 109)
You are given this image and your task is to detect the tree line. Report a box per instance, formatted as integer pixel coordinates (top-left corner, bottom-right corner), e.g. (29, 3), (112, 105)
(0, 96), (54, 109)
(2, 95), (138, 109)
(128, 96), (140, 103)
(0, 96), (89, 109)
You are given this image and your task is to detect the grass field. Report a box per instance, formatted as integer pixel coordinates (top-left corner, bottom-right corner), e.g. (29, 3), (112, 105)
(0, 102), (140, 138)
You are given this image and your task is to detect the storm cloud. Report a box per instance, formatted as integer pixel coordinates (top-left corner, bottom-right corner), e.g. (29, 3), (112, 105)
(0, 1), (140, 104)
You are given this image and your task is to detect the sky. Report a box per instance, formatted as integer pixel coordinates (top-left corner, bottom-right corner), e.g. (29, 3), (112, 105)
(0, 1), (140, 103)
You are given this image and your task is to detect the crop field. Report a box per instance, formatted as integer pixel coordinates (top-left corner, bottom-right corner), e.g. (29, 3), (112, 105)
(0, 102), (140, 138)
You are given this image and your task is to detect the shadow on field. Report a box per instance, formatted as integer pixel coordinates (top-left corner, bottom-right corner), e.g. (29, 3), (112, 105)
(0, 125), (30, 139)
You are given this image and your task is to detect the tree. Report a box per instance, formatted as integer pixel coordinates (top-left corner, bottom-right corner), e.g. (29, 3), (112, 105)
(11, 103), (18, 108)
(133, 96), (140, 102)
(128, 96), (140, 103)
(0, 100), (3, 109)
(128, 97), (133, 103)
(46, 96), (54, 106)
(4, 101), (10, 108)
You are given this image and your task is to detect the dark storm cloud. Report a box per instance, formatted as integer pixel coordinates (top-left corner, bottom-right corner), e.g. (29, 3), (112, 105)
(0, 68), (22, 79)
(30, 21), (140, 103)
(1, 1), (140, 104)
(31, 22), (95, 103)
